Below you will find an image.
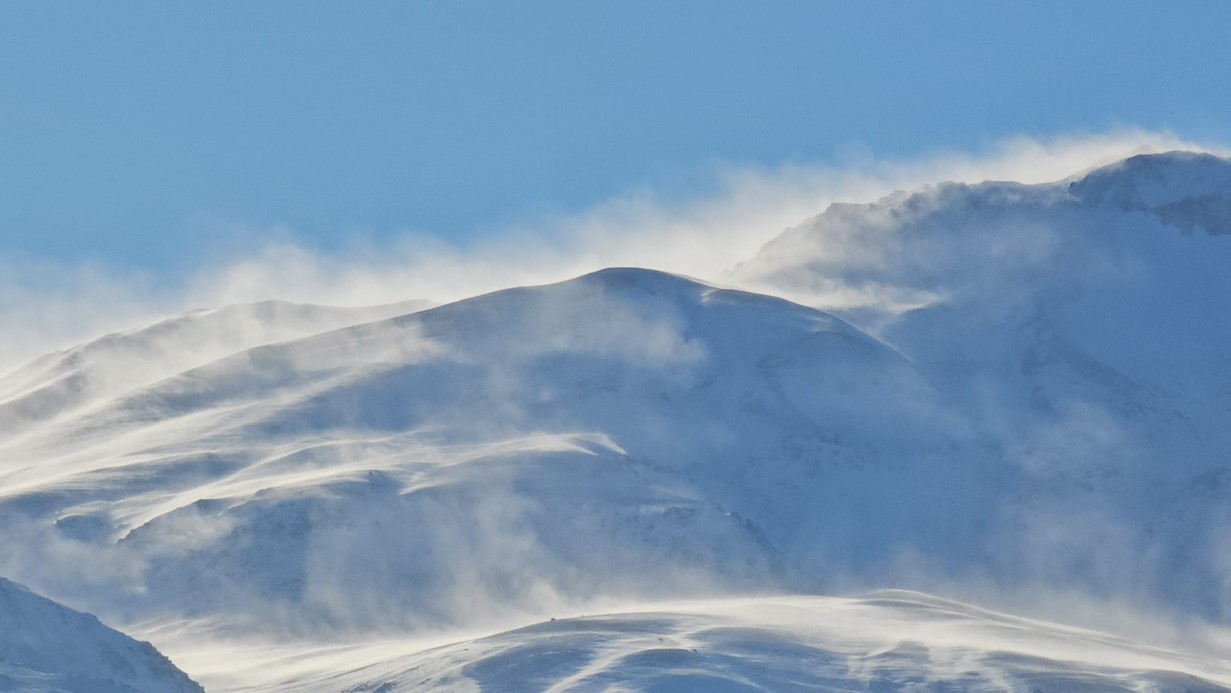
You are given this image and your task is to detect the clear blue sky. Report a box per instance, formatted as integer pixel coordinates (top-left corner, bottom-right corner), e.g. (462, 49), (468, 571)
(2, 1), (1229, 272)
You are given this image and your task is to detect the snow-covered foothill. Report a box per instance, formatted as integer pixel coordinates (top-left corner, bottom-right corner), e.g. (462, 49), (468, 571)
(0, 268), (954, 632)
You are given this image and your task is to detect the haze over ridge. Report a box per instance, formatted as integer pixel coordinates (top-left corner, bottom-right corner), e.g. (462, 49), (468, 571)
(2, 129), (1219, 375)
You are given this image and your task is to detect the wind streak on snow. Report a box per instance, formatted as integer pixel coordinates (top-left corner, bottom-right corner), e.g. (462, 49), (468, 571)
(130, 593), (1231, 692)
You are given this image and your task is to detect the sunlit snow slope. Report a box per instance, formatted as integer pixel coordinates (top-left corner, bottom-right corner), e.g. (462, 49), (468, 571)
(137, 592), (1231, 692)
(1, 268), (955, 632)
(1, 151), (1230, 691)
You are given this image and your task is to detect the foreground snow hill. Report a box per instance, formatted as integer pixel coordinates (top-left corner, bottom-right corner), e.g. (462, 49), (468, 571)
(379, 592), (1231, 692)
(0, 576), (201, 692)
(141, 592), (1231, 692)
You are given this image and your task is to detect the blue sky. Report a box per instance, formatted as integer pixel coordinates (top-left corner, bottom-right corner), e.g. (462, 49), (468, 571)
(1, 1), (1229, 274)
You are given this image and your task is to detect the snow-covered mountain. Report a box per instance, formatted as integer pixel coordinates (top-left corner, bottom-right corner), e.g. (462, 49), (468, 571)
(269, 592), (1231, 692)
(2, 150), (1230, 690)
(0, 576), (200, 692)
(735, 150), (1231, 618)
(0, 268), (963, 633)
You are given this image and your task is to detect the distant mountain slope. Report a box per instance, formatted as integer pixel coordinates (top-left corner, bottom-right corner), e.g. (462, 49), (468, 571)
(733, 150), (1231, 617)
(0, 577), (201, 693)
(142, 592), (1231, 692)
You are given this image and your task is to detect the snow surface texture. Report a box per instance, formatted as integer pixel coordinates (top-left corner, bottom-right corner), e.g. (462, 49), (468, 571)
(0, 576), (201, 692)
(140, 592), (1231, 692)
(0, 151), (1229, 690)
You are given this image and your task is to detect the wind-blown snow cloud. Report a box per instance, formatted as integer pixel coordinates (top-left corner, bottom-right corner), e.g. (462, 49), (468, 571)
(0, 255), (173, 375)
(5, 127), (1231, 678)
(0, 127), (1218, 375)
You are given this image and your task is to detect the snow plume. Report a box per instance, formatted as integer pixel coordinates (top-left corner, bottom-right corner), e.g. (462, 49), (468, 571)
(1, 127), (1214, 376)
(182, 128), (1211, 309)
(0, 514), (145, 618)
(4, 127), (1231, 667)
(0, 254), (171, 376)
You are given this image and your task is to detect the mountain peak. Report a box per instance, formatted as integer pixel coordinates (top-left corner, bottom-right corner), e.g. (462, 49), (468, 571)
(573, 266), (712, 293)
(1083, 149), (1228, 178)
(1068, 150), (1231, 233)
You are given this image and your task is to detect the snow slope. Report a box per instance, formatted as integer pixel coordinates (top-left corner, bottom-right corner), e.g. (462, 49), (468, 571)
(1, 151), (1230, 689)
(735, 150), (1231, 618)
(0, 576), (200, 693)
(136, 592), (1231, 692)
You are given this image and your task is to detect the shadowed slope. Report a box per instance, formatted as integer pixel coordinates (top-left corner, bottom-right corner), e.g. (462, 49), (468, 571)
(0, 298), (431, 437)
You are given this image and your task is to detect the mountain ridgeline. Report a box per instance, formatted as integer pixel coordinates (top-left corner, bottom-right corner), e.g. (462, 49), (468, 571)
(1, 151), (1230, 690)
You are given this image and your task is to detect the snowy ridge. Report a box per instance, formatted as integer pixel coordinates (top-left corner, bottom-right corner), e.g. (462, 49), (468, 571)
(1, 268), (946, 632)
(0, 298), (430, 438)
(1, 152), (1230, 689)
(733, 149), (1231, 619)
(1069, 151), (1231, 233)
(0, 577), (200, 693)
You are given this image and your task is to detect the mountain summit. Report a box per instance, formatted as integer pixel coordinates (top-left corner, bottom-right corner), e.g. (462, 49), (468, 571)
(2, 152), (1230, 690)
(736, 149), (1231, 618)
(1071, 151), (1231, 233)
